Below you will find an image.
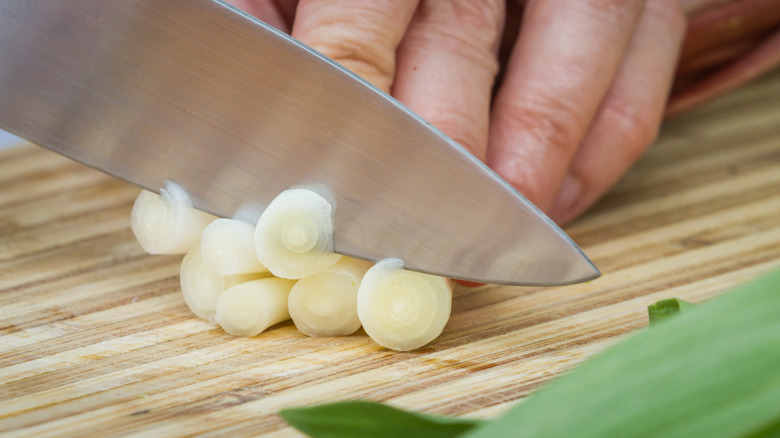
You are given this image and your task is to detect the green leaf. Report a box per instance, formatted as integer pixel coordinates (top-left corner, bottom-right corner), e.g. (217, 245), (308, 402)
(464, 269), (780, 438)
(280, 400), (483, 438)
(647, 298), (697, 326)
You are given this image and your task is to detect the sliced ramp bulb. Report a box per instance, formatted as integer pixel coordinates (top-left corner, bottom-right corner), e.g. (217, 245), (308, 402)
(131, 181), (216, 254)
(288, 257), (373, 337)
(179, 247), (260, 321)
(200, 218), (269, 276)
(254, 189), (342, 279)
(215, 277), (296, 337)
(357, 259), (453, 351)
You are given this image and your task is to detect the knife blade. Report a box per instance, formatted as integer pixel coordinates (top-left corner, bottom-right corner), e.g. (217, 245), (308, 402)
(0, 0), (599, 286)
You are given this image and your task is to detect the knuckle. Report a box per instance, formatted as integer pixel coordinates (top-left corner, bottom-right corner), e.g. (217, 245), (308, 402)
(415, 0), (503, 70)
(497, 93), (588, 158)
(308, 31), (396, 88)
(300, 1), (411, 91)
(600, 100), (660, 152)
(430, 109), (488, 159)
(442, 0), (503, 38)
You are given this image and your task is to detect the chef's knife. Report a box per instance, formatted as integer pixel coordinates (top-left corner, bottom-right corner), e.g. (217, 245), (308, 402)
(0, 0), (599, 286)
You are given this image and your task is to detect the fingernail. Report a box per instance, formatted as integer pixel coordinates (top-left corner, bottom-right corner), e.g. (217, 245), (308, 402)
(550, 174), (583, 225)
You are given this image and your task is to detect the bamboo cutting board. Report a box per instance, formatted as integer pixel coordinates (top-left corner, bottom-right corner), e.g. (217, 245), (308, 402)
(2, 68), (780, 437)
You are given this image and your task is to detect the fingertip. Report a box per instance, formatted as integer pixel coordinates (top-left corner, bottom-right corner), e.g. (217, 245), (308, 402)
(548, 173), (585, 225)
(486, 126), (564, 213)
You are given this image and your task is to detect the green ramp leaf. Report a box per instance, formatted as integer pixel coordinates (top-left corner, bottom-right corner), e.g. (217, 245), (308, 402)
(647, 298), (697, 326)
(464, 270), (780, 438)
(280, 400), (483, 438)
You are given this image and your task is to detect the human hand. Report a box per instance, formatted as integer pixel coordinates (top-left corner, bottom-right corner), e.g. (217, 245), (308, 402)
(228, 0), (687, 225)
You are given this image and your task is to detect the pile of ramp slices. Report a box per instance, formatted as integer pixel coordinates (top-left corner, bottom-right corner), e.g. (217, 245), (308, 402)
(130, 182), (453, 351)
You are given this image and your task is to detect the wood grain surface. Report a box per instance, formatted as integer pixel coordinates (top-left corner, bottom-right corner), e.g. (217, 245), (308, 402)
(2, 69), (780, 437)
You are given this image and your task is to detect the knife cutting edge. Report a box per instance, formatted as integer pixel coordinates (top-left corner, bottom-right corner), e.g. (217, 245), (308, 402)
(0, 0), (599, 286)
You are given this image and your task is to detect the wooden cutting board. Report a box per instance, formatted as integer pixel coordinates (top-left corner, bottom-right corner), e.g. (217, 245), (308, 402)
(2, 68), (780, 437)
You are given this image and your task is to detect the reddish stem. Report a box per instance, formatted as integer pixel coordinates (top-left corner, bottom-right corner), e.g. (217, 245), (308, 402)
(677, 36), (760, 75)
(454, 279), (485, 288)
(681, 0), (780, 60)
(666, 29), (780, 118)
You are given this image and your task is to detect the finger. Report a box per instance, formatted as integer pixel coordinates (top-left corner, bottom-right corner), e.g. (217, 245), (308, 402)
(486, 0), (646, 211)
(291, 0), (419, 92)
(392, 0), (504, 160)
(227, 0), (299, 33)
(549, 0), (686, 224)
